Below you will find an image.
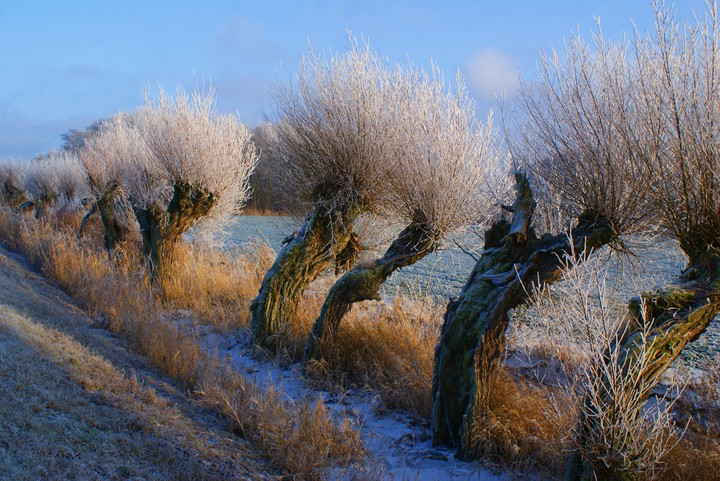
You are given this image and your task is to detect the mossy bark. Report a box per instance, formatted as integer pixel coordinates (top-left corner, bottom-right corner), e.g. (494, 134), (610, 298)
(250, 203), (363, 347)
(305, 221), (438, 362)
(431, 173), (617, 454)
(83, 184), (128, 249)
(132, 181), (215, 288)
(565, 255), (720, 481)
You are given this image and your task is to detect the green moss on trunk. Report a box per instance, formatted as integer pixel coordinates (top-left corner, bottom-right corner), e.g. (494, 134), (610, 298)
(431, 173), (617, 455)
(250, 203), (363, 347)
(565, 257), (720, 481)
(304, 221), (438, 362)
(133, 181), (215, 289)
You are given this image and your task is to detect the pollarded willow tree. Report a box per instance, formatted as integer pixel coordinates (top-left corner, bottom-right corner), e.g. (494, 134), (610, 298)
(431, 27), (654, 455)
(77, 114), (139, 249)
(0, 159), (27, 207)
(304, 70), (501, 362)
(250, 41), (408, 345)
(125, 87), (258, 287)
(22, 151), (88, 218)
(566, 3), (720, 479)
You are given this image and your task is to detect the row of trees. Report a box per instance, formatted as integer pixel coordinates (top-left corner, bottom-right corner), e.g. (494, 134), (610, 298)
(1, 3), (719, 478)
(246, 3), (720, 479)
(2, 88), (259, 286)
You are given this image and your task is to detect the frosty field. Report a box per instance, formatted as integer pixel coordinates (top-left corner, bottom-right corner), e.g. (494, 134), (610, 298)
(221, 215), (720, 366)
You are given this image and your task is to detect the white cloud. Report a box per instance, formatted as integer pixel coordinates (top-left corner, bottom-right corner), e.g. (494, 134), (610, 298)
(464, 48), (520, 101)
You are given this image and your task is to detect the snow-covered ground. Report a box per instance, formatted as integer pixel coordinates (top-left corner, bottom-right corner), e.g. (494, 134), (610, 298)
(200, 326), (512, 481)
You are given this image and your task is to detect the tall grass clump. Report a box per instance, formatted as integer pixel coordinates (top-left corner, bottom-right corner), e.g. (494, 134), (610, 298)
(203, 362), (362, 479)
(161, 240), (276, 332)
(304, 294), (443, 418)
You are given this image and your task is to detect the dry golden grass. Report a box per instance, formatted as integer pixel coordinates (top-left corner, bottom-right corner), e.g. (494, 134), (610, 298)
(203, 363), (362, 480)
(14, 205), (720, 479)
(659, 361), (720, 480)
(303, 294), (442, 419)
(0, 274), (269, 480)
(0, 207), (362, 478)
(660, 433), (720, 481)
(463, 368), (574, 477)
(163, 240), (275, 332)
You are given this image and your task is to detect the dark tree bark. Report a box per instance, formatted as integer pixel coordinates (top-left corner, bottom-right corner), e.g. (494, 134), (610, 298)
(16, 200), (35, 214)
(431, 173), (617, 455)
(78, 202), (97, 238)
(31, 193), (57, 220)
(565, 253), (720, 481)
(81, 184), (128, 249)
(250, 203), (363, 347)
(97, 187), (128, 249)
(304, 220), (438, 362)
(1, 180), (26, 208)
(132, 181), (215, 288)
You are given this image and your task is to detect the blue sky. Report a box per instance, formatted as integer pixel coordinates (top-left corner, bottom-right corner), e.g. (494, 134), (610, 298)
(0, 0), (709, 158)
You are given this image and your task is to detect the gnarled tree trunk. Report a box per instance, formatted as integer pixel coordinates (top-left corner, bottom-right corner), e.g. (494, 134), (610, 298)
(431, 173), (617, 455)
(250, 203), (363, 347)
(565, 255), (720, 481)
(80, 183), (128, 249)
(96, 185), (128, 249)
(305, 220), (438, 362)
(133, 181), (215, 288)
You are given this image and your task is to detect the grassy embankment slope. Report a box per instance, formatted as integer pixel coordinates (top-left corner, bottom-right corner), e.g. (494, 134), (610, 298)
(0, 246), (274, 481)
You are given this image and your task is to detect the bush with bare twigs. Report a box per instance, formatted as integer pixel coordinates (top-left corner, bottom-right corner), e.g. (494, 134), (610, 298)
(512, 251), (684, 480)
(21, 151), (88, 218)
(432, 7), (720, 476)
(77, 114), (140, 249)
(0, 159), (27, 208)
(304, 64), (502, 362)
(251, 39), (416, 345)
(124, 87), (258, 287)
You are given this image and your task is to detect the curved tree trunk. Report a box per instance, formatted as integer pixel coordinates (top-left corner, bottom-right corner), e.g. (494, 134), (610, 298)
(81, 184), (128, 249)
(250, 203), (363, 347)
(96, 185), (128, 249)
(16, 200), (35, 214)
(431, 172), (617, 454)
(133, 181), (215, 289)
(78, 202), (97, 238)
(305, 221), (438, 362)
(565, 255), (720, 481)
